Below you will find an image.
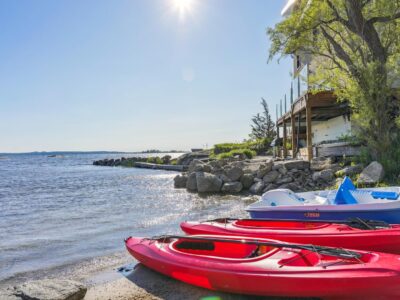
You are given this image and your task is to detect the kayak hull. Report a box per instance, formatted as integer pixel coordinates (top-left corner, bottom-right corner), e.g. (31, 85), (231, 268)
(180, 220), (400, 254)
(247, 206), (400, 223)
(125, 235), (400, 300)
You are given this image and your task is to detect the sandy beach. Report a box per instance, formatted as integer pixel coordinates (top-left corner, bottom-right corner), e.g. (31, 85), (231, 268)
(83, 263), (313, 300)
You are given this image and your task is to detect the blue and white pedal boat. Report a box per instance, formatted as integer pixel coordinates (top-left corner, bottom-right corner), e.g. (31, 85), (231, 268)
(246, 177), (400, 223)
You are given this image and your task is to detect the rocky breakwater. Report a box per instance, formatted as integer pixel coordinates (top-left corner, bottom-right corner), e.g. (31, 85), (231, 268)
(93, 155), (173, 167)
(173, 157), (342, 195)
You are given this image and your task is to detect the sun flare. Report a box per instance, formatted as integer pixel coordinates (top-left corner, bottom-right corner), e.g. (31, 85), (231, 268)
(172, 0), (195, 19)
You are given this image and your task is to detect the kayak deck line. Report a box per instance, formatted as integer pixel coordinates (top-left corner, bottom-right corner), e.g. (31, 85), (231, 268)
(200, 217), (391, 230)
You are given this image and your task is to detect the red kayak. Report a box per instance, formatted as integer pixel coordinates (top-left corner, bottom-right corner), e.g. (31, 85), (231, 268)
(125, 234), (400, 299)
(180, 218), (400, 254)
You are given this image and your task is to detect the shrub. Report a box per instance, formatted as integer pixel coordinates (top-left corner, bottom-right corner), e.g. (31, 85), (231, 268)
(212, 139), (271, 157)
(215, 148), (256, 160)
(146, 157), (163, 164)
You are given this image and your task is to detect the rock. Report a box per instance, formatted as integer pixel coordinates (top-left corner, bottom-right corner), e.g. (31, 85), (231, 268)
(262, 170), (279, 183)
(275, 176), (293, 185)
(196, 172), (223, 193)
(209, 160), (223, 169)
(286, 182), (302, 192)
(335, 164), (364, 177)
(186, 172), (198, 191)
(240, 173), (254, 189)
(358, 161), (384, 185)
(225, 166), (244, 181)
(176, 150), (210, 166)
(312, 169), (335, 183)
(278, 166), (288, 175)
(188, 159), (206, 173)
(281, 160), (310, 170)
(0, 288), (18, 300)
(217, 173), (232, 183)
(278, 182), (302, 191)
(263, 183), (278, 193)
(249, 181), (265, 195)
(310, 157), (335, 171)
(161, 155), (172, 164)
(221, 181), (243, 193)
(256, 161), (273, 178)
(174, 174), (188, 188)
(203, 164), (212, 173)
(13, 279), (86, 300)
(242, 163), (261, 174)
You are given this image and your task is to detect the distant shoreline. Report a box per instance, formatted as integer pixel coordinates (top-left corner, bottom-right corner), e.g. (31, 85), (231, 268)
(0, 150), (188, 155)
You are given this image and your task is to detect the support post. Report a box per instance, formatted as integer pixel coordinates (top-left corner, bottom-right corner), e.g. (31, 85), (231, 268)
(283, 121), (287, 158)
(306, 99), (313, 161)
(291, 112), (296, 158)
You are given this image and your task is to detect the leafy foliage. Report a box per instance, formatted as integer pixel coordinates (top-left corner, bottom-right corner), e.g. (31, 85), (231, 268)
(268, 0), (400, 177)
(249, 98), (276, 140)
(211, 141), (259, 160)
(215, 148), (257, 160)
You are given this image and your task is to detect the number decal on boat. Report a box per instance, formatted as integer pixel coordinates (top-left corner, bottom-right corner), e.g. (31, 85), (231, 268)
(304, 212), (320, 218)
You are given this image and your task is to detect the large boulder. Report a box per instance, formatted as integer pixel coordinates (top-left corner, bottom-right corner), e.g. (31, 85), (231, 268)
(312, 169), (335, 183)
(174, 174), (187, 188)
(281, 160), (310, 170)
(242, 163), (261, 174)
(240, 173), (255, 189)
(186, 172), (198, 191)
(196, 172), (223, 193)
(225, 166), (244, 181)
(249, 181), (266, 195)
(221, 181), (243, 193)
(12, 279), (86, 300)
(357, 161), (384, 185)
(263, 170), (279, 183)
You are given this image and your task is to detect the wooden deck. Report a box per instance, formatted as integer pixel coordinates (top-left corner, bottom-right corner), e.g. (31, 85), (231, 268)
(276, 90), (351, 160)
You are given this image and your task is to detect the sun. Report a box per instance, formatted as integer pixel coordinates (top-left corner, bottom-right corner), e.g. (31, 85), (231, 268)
(172, 0), (195, 19)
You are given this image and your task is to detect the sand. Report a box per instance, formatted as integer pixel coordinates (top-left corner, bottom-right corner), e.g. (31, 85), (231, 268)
(83, 264), (314, 300)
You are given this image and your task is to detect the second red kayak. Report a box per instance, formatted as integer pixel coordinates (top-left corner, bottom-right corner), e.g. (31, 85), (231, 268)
(180, 218), (400, 253)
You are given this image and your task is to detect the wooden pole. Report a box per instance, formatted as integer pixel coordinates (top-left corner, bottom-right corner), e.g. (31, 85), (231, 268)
(291, 112), (296, 158)
(306, 97), (313, 160)
(290, 82), (293, 105)
(283, 121), (287, 158)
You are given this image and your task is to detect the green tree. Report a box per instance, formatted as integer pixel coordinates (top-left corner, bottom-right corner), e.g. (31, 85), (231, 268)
(250, 98), (276, 140)
(268, 0), (400, 175)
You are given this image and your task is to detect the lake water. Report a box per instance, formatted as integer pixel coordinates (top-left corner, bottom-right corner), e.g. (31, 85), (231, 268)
(0, 153), (250, 283)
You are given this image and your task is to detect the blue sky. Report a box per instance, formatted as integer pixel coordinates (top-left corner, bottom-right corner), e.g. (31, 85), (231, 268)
(0, 0), (292, 152)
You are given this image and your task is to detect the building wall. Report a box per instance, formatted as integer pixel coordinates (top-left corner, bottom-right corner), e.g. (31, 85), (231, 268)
(312, 115), (351, 144)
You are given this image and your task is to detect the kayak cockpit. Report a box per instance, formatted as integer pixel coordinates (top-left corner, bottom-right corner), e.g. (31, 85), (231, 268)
(275, 249), (377, 268)
(170, 238), (278, 259)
